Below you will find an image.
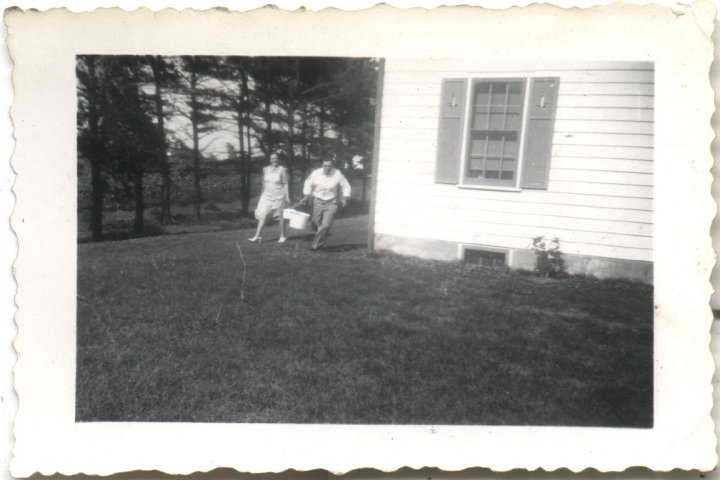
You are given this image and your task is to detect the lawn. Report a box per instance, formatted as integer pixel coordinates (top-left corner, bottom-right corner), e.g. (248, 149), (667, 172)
(76, 215), (653, 426)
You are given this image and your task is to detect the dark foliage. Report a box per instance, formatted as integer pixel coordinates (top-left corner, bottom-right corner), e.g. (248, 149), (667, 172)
(77, 55), (379, 241)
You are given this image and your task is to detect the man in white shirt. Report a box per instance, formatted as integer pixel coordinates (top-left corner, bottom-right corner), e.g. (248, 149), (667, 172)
(302, 158), (352, 251)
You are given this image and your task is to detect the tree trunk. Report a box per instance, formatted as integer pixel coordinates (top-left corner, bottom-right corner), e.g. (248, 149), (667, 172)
(90, 157), (104, 241)
(85, 57), (105, 241)
(362, 165), (368, 203)
(192, 118), (202, 221)
(238, 68), (250, 217)
(243, 94), (252, 216)
(133, 164), (144, 234)
(190, 68), (202, 221)
(286, 107), (296, 199)
(300, 103), (309, 182)
(318, 102), (325, 161)
(265, 101), (273, 156)
(149, 56), (171, 224)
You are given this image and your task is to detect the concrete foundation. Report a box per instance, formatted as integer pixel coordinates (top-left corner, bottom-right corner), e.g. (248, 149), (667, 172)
(374, 233), (653, 284)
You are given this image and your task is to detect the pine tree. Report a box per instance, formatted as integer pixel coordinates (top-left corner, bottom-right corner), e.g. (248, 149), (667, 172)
(178, 56), (224, 220)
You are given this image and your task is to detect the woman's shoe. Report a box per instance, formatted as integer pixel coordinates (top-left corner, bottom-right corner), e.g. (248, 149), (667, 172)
(278, 236), (287, 243)
(248, 236), (261, 243)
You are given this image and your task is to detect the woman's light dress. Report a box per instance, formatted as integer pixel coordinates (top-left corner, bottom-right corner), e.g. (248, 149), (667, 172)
(254, 165), (288, 220)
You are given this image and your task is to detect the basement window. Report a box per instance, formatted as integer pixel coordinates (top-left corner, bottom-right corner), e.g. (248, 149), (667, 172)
(462, 246), (508, 267)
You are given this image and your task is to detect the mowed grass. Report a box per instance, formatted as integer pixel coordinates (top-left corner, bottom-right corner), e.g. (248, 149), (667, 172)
(76, 217), (653, 426)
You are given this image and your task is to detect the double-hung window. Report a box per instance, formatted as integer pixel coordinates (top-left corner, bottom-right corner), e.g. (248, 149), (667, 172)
(435, 76), (559, 190)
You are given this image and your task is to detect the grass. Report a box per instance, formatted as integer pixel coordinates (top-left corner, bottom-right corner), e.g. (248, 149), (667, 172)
(76, 215), (653, 426)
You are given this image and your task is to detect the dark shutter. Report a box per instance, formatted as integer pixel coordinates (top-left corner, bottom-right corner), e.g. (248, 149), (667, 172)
(435, 79), (468, 184)
(520, 77), (559, 190)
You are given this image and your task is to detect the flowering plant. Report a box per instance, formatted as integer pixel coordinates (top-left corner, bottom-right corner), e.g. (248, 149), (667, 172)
(531, 236), (566, 278)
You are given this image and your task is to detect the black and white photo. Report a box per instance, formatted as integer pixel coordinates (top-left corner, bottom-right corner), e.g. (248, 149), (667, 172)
(7, 5), (716, 475)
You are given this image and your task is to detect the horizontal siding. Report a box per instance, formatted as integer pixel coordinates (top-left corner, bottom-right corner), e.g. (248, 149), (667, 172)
(380, 126), (437, 141)
(374, 217), (652, 254)
(555, 107), (653, 122)
(383, 69), (654, 85)
(383, 59), (653, 75)
(559, 82), (653, 96)
(378, 169), (652, 198)
(553, 119), (653, 135)
(546, 181), (652, 198)
(379, 153), (654, 176)
(552, 132), (653, 148)
(557, 95), (654, 109)
(375, 61), (654, 262)
(382, 96), (444, 108)
(376, 190), (653, 223)
(551, 157), (652, 173)
(380, 115), (654, 136)
(377, 155), (654, 186)
(549, 169), (652, 186)
(375, 207), (652, 238)
(553, 70), (653, 83)
(380, 161), (653, 187)
(382, 80), (653, 98)
(375, 182), (654, 211)
(552, 145), (653, 161)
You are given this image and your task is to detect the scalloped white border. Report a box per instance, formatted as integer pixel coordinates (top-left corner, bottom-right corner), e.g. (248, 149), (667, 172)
(6, 2), (717, 476)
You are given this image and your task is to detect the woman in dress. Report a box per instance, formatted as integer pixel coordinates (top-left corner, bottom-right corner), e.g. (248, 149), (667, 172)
(248, 152), (290, 243)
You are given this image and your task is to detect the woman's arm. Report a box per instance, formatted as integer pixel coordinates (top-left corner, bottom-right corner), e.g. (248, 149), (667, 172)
(281, 168), (290, 204)
(259, 166), (267, 196)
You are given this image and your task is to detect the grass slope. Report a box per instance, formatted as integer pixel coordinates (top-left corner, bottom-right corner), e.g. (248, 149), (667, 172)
(77, 217), (653, 426)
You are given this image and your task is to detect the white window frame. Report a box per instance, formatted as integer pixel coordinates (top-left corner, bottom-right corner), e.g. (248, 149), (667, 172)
(457, 74), (533, 191)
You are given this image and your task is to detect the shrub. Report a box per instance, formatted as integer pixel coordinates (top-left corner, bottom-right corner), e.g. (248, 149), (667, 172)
(532, 236), (567, 278)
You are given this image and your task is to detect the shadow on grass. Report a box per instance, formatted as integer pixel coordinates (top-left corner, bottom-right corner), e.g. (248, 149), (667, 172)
(316, 243), (367, 253)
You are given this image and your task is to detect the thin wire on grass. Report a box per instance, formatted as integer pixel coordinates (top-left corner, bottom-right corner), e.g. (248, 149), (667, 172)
(235, 241), (247, 303)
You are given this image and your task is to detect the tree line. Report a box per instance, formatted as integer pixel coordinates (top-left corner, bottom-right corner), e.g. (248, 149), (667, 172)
(77, 55), (379, 241)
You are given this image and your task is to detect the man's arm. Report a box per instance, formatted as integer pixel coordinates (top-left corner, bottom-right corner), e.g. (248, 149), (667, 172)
(302, 170), (315, 203)
(338, 172), (351, 206)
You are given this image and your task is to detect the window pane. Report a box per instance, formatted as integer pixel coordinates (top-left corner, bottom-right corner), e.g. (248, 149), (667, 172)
(505, 113), (522, 131)
(474, 83), (490, 106)
(504, 133), (519, 158)
(490, 82), (509, 106)
(464, 249), (506, 266)
(472, 108), (489, 129)
(508, 82), (523, 106)
(487, 133), (504, 155)
(469, 134), (488, 154)
(501, 159), (516, 180)
(469, 157), (485, 172)
(488, 108), (506, 130)
(485, 158), (501, 178)
(505, 105), (522, 116)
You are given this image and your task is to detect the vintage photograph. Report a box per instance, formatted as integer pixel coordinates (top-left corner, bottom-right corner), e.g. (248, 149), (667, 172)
(10, 4), (717, 474)
(75, 55), (654, 427)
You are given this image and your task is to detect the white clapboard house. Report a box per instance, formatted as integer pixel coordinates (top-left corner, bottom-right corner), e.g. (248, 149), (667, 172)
(372, 61), (653, 282)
